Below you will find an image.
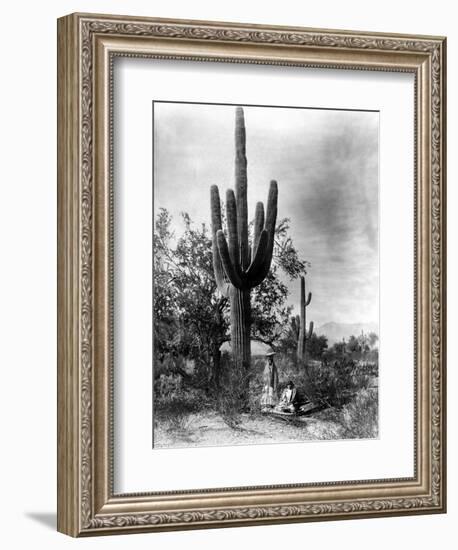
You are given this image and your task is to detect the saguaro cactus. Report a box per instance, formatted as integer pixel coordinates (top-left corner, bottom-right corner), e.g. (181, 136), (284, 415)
(296, 276), (313, 362)
(210, 107), (278, 374)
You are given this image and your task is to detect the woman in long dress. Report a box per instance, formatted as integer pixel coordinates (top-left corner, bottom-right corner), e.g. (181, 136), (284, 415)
(260, 351), (279, 411)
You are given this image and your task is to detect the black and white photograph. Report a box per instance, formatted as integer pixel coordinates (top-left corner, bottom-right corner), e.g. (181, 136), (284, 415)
(152, 101), (379, 449)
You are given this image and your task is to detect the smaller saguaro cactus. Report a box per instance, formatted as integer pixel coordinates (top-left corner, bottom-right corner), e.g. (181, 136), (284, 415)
(292, 315), (313, 349)
(296, 276), (313, 362)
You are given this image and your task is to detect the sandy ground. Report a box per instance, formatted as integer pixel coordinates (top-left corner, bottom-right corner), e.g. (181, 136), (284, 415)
(153, 408), (364, 449)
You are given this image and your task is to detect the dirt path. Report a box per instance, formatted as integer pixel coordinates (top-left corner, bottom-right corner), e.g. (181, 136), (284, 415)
(154, 409), (354, 449)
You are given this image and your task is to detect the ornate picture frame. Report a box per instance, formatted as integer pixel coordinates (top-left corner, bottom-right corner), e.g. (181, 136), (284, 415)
(57, 12), (446, 536)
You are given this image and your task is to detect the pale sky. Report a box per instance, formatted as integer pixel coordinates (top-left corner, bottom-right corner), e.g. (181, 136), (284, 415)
(153, 102), (379, 326)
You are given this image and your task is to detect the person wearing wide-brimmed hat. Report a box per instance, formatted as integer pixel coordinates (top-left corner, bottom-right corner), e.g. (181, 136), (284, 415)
(260, 350), (278, 411)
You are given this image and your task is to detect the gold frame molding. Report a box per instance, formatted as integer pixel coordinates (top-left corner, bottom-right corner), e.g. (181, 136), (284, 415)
(57, 12), (446, 537)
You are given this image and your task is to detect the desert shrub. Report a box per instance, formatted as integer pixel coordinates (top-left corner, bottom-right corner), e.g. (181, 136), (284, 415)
(215, 352), (251, 428)
(307, 357), (372, 407)
(273, 354), (299, 380)
(248, 356), (267, 410)
(339, 388), (378, 438)
(316, 388), (378, 439)
(154, 353), (183, 377)
(357, 360), (378, 377)
(155, 371), (184, 400)
(154, 375), (207, 432)
(154, 396), (196, 432)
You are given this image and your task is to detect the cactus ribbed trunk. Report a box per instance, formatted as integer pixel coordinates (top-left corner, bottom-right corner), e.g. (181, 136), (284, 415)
(232, 107), (251, 377)
(210, 107), (278, 408)
(230, 287), (251, 372)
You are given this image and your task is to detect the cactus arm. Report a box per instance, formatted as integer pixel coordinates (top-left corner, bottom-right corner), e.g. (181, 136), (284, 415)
(266, 180), (278, 231)
(307, 321), (314, 339)
(262, 180), (278, 269)
(216, 230), (244, 289)
(225, 189), (243, 280)
(292, 315), (300, 339)
(248, 180), (278, 286)
(252, 202), (265, 261)
(265, 180), (278, 253)
(245, 229), (268, 280)
(235, 107), (250, 270)
(210, 185), (223, 235)
(306, 292), (312, 307)
(210, 185), (229, 297)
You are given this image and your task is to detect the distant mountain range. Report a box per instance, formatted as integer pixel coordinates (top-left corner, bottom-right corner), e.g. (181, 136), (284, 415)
(316, 322), (378, 346)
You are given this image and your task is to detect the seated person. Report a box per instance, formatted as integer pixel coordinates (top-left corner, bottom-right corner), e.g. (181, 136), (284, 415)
(276, 381), (298, 413)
